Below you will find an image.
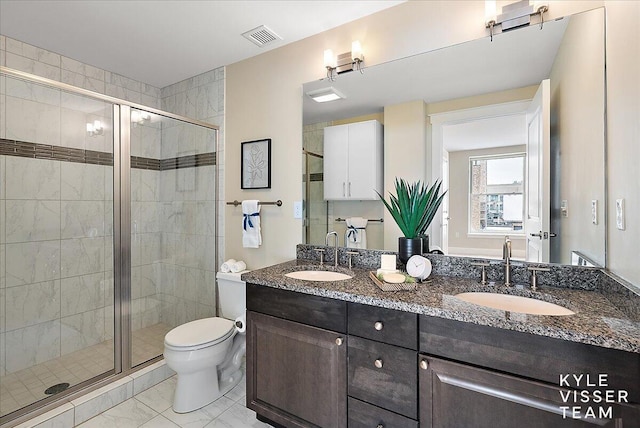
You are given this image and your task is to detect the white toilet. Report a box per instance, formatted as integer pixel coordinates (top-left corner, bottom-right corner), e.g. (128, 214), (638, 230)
(163, 270), (247, 413)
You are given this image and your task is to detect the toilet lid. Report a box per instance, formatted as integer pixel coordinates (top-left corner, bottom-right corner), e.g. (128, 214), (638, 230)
(164, 317), (235, 349)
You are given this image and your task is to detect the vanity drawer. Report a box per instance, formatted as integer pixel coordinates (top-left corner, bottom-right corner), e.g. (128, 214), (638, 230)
(348, 336), (418, 419)
(348, 397), (418, 428)
(348, 302), (417, 349)
(246, 283), (346, 333)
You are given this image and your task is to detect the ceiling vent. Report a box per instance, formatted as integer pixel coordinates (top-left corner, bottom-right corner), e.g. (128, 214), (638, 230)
(242, 25), (282, 47)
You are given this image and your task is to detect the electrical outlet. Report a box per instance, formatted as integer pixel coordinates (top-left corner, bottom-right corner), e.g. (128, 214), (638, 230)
(591, 200), (598, 225)
(561, 200), (569, 218)
(616, 199), (625, 230)
(293, 201), (303, 219)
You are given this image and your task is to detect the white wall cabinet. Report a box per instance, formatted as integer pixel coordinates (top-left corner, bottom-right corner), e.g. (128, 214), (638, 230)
(323, 120), (383, 200)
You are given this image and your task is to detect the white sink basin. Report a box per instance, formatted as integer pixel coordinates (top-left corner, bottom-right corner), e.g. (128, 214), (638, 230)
(455, 292), (575, 316)
(285, 270), (352, 282)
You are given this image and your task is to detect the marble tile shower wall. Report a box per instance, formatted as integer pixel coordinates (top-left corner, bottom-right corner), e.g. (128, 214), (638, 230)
(0, 35), (163, 379)
(0, 35), (224, 380)
(0, 35), (162, 109)
(160, 67), (225, 270)
(303, 122), (329, 246)
(157, 121), (217, 329)
(0, 59), (119, 382)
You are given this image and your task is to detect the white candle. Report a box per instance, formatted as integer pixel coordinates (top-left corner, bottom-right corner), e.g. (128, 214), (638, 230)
(381, 254), (396, 271)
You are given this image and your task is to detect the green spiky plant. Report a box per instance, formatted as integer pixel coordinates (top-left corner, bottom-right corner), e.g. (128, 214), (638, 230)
(377, 178), (447, 239)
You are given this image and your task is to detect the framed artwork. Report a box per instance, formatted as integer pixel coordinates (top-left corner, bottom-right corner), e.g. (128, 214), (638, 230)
(241, 138), (271, 189)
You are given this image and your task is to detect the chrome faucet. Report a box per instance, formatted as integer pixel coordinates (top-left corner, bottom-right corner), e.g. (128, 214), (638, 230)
(503, 236), (512, 286)
(325, 231), (339, 267)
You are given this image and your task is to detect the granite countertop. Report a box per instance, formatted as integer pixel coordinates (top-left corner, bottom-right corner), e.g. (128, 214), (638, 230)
(242, 259), (640, 354)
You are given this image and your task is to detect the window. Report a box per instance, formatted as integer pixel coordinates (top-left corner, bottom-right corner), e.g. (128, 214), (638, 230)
(469, 154), (524, 234)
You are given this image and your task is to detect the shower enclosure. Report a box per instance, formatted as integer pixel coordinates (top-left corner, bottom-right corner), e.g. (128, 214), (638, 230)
(303, 149), (327, 245)
(0, 68), (218, 423)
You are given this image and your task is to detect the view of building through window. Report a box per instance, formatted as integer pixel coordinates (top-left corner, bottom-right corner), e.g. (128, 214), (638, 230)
(469, 154), (525, 234)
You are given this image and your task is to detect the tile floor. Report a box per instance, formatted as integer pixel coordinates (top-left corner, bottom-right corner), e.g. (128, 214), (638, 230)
(76, 370), (273, 428)
(1, 323), (171, 417)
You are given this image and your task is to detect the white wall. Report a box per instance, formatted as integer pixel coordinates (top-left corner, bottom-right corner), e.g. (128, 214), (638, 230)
(549, 8), (606, 266)
(604, 1), (640, 286)
(383, 100), (427, 250)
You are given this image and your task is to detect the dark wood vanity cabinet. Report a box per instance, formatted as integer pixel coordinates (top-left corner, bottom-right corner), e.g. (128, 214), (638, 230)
(347, 303), (419, 423)
(419, 315), (640, 428)
(246, 283), (638, 428)
(246, 284), (348, 428)
(419, 356), (625, 427)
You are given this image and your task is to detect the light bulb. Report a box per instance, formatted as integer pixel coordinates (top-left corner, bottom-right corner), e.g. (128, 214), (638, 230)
(324, 49), (336, 68)
(485, 0), (497, 25)
(351, 41), (362, 61)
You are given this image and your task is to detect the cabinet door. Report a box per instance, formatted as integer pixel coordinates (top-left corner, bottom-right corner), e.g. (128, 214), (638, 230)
(347, 121), (380, 199)
(419, 356), (631, 428)
(348, 336), (417, 418)
(323, 124), (349, 200)
(247, 311), (347, 428)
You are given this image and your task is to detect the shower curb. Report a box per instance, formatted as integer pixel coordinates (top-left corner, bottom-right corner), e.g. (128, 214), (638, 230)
(12, 360), (174, 428)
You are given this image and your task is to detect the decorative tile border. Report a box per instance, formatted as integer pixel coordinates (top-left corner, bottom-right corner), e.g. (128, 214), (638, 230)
(302, 173), (323, 182)
(0, 138), (215, 170)
(130, 155), (159, 170)
(0, 138), (113, 166)
(160, 152), (216, 170)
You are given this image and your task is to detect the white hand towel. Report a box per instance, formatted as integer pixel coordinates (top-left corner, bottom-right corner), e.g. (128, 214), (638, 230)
(220, 259), (236, 273)
(345, 217), (368, 249)
(230, 260), (247, 273)
(242, 200), (262, 248)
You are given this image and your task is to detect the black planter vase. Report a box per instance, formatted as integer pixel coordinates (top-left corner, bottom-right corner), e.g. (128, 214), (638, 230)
(419, 234), (430, 254)
(398, 237), (423, 265)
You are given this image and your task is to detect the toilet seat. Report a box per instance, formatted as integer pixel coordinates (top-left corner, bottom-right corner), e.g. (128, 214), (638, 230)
(165, 317), (235, 351)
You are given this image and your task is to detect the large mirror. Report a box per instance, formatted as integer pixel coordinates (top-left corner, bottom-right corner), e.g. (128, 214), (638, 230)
(302, 7), (605, 267)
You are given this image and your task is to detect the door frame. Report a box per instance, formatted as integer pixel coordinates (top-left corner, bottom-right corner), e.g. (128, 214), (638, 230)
(429, 100), (531, 251)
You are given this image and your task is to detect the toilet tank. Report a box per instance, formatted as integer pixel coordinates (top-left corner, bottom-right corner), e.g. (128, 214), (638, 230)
(216, 271), (247, 320)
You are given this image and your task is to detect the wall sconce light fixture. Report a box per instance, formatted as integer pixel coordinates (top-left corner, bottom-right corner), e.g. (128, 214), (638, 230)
(86, 120), (103, 137)
(485, 0), (549, 41)
(324, 40), (365, 81)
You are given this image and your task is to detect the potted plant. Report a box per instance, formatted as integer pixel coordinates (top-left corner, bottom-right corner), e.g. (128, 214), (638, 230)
(377, 178), (446, 264)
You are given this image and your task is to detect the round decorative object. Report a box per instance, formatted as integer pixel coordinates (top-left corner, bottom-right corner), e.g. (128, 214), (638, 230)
(406, 255), (432, 280)
(383, 273), (405, 284)
(398, 237), (423, 264)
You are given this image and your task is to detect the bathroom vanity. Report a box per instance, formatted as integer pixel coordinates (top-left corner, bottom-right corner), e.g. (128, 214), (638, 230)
(243, 259), (639, 428)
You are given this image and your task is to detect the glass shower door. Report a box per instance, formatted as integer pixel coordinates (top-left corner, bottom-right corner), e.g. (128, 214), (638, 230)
(129, 108), (217, 367)
(0, 75), (115, 417)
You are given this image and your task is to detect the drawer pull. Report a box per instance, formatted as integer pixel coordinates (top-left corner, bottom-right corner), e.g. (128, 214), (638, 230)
(335, 337), (344, 346)
(374, 321), (384, 331)
(419, 359), (429, 370)
(374, 359), (384, 369)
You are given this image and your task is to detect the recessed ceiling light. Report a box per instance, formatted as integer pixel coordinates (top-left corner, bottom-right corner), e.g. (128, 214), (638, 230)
(306, 87), (346, 103)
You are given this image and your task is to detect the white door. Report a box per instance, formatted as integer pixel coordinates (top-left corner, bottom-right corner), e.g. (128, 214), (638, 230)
(323, 124), (349, 200)
(347, 121), (377, 199)
(441, 151), (450, 254)
(525, 80), (551, 262)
